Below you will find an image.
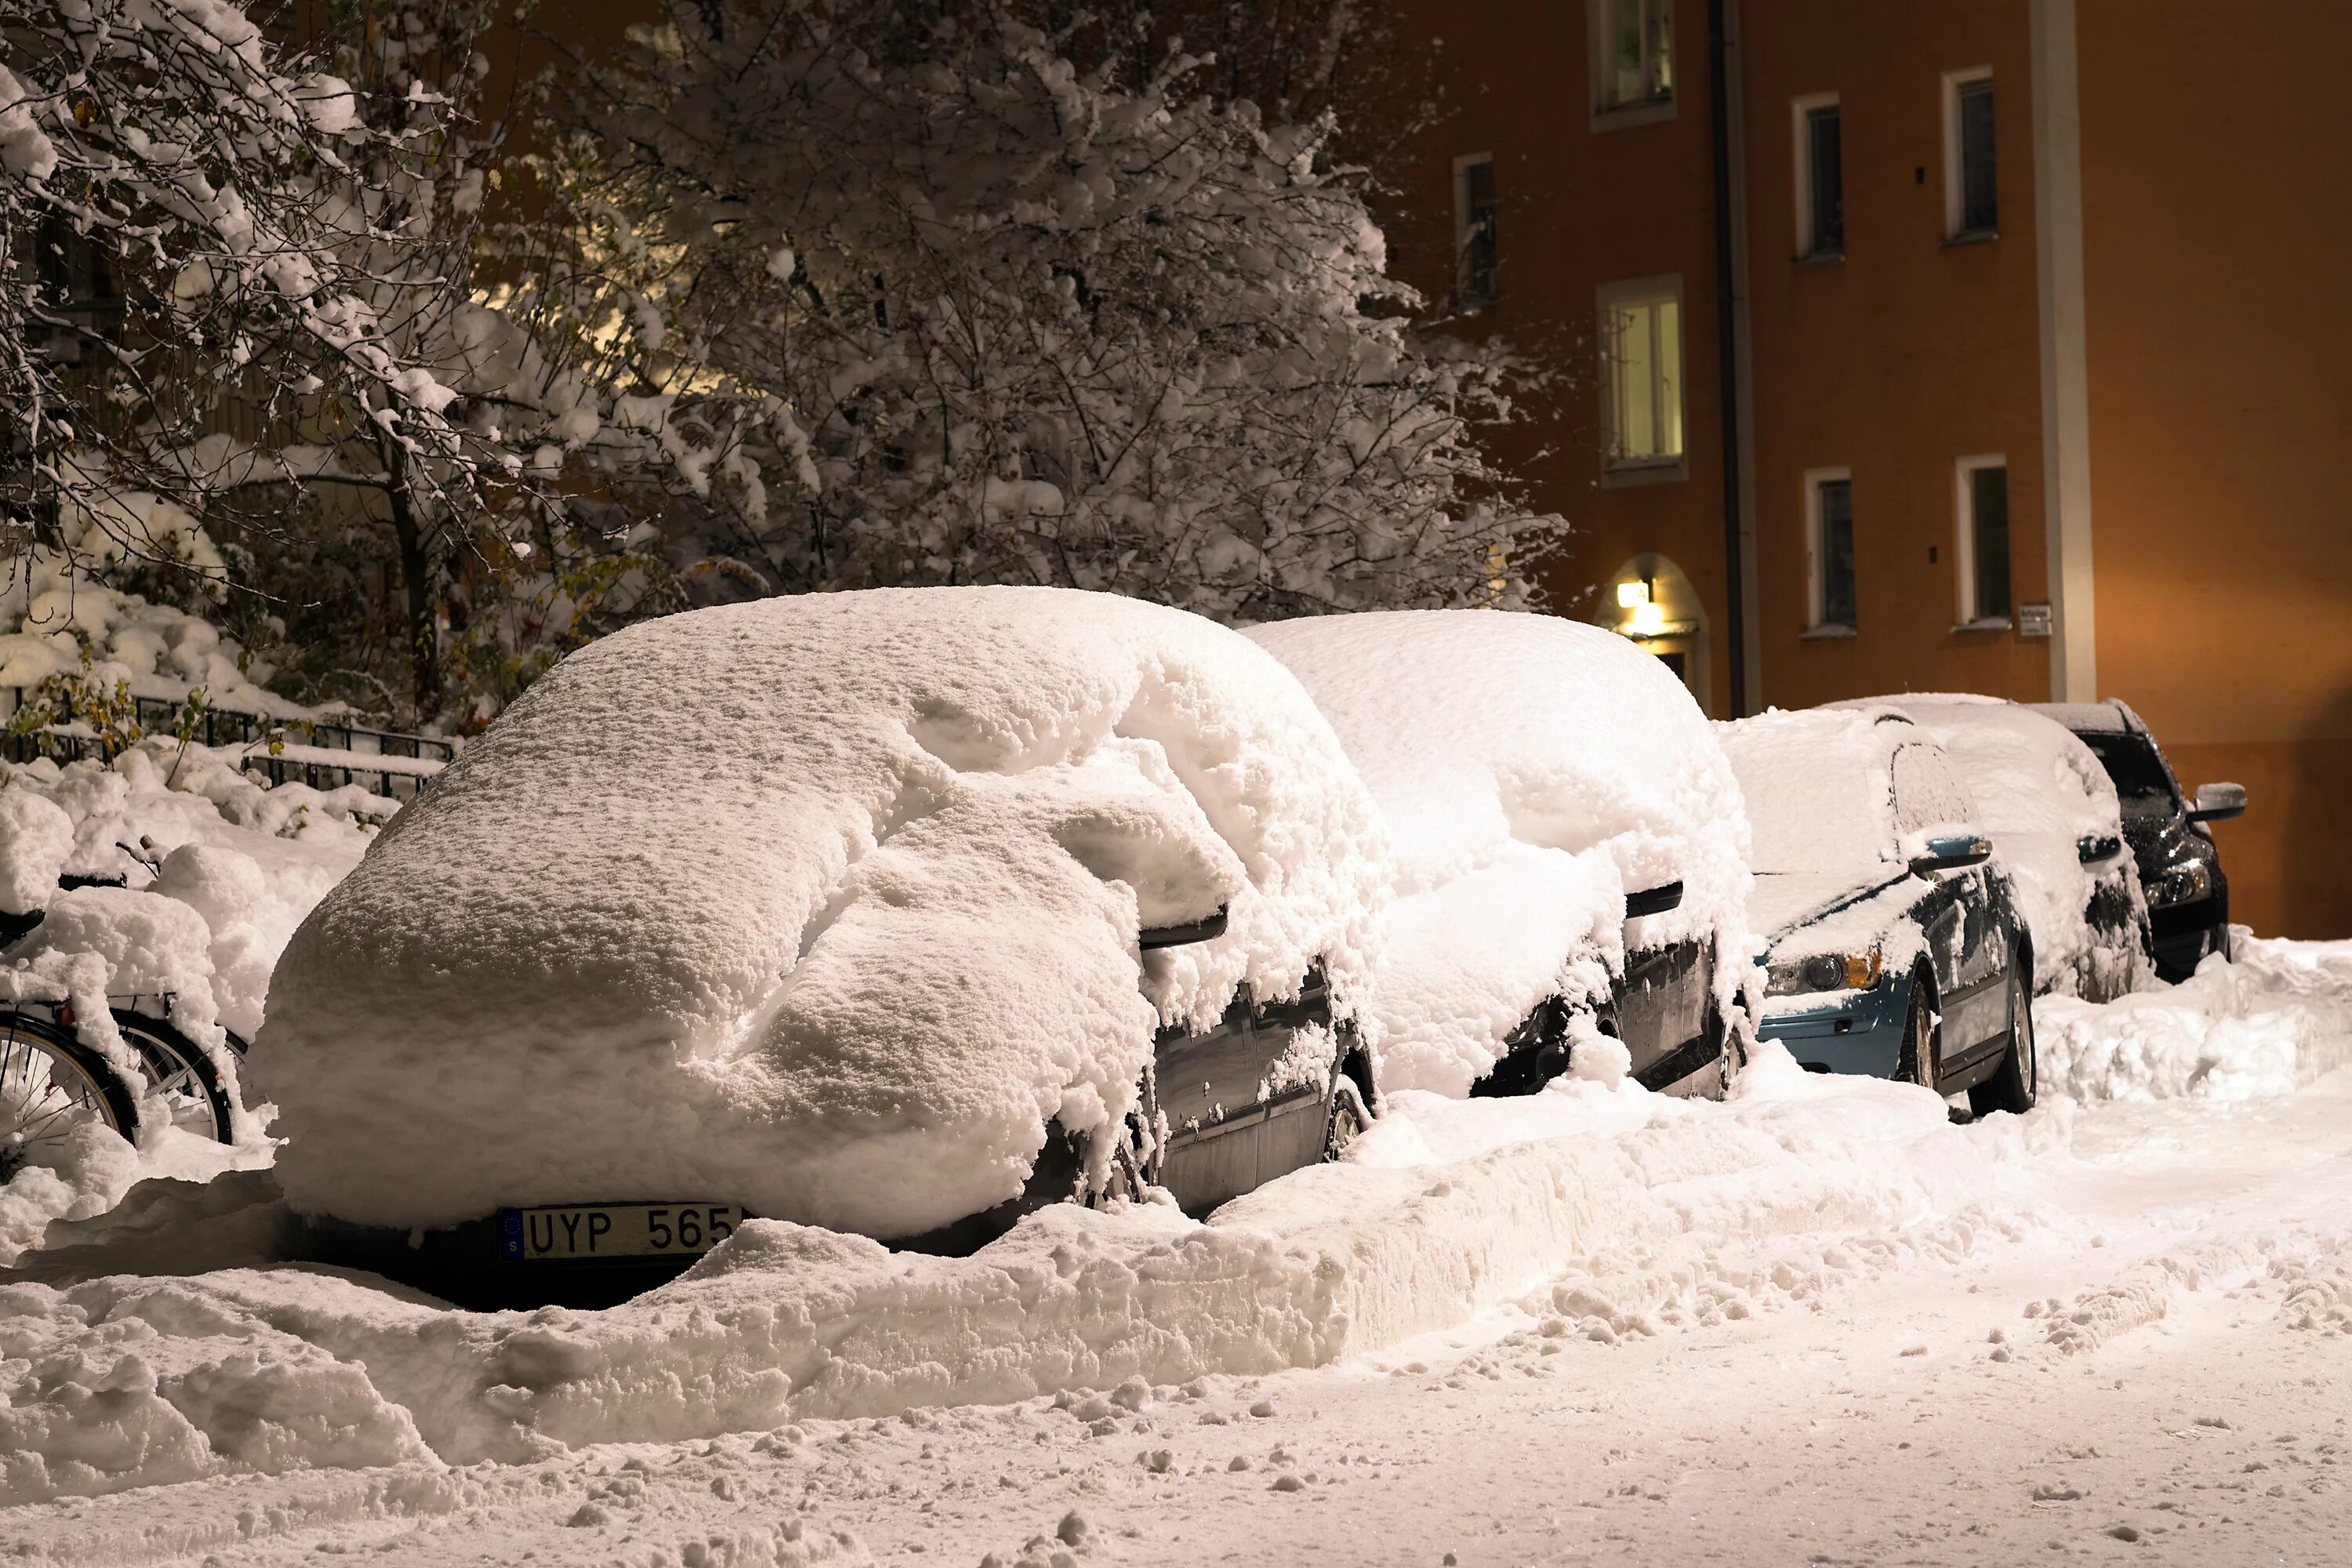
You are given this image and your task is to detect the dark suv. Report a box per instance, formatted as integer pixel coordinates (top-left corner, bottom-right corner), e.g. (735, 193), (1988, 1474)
(2031, 701), (2245, 982)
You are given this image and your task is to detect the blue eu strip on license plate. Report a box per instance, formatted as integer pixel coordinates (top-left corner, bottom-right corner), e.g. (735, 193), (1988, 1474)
(495, 1203), (742, 1262)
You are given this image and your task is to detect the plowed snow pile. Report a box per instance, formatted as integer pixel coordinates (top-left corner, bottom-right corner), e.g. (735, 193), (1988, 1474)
(1248, 612), (1750, 1094)
(10, 931), (2346, 1508)
(255, 588), (1388, 1238)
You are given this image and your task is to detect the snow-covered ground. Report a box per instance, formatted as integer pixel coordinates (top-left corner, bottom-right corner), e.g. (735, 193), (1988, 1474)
(3, 937), (2348, 1564)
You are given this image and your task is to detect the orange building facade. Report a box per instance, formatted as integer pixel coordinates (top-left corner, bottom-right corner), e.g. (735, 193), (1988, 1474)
(1384, 0), (2352, 938)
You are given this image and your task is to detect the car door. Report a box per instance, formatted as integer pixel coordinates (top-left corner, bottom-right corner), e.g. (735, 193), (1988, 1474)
(1889, 740), (2005, 1057)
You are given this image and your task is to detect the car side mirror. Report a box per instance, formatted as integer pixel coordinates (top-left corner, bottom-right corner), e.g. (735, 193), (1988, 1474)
(2076, 833), (2123, 865)
(1139, 906), (1230, 949)
(1624, 880), (1683, 918)
(1909, 833), (1992, 877)
(2188, 782), (2246, 823)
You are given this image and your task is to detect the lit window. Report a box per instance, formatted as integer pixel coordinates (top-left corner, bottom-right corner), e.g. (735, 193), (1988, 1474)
(1806, 470), (1856, 630)
(1599, 280), (1683, 468)
(1944, 71), (1997, 238)
(1793, 95), (1843, 259)
(1596, 0), (1674, 113)
(1455, 154), (1497, 304)
(1957, 456), (2010, 623)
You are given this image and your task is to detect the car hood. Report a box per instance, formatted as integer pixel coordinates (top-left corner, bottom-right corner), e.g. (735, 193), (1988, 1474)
(1748, 868), (1911, 943)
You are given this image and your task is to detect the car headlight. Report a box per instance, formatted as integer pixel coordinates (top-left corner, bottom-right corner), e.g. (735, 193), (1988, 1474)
(1765, 946), (1882, 997)
(2151, 859), (2213, 909)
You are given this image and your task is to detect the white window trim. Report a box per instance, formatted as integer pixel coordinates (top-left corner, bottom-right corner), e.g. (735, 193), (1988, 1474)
(1804, 466), (1855, 631)
(1588, 0), (1678, 131)
(1791, 92), (1841, 260)
(1596, 274), (1687, 481)
(1453, 151), (1496, 303)
(1954, 453), (2010, 628)
(1941, 67), (1996, 240)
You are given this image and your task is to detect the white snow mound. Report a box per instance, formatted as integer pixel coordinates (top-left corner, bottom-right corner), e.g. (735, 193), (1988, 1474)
(1247, 611), (1750, 1094)
(256, 587), (1388, 1237)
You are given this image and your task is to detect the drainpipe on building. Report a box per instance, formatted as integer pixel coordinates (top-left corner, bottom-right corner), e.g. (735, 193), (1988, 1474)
(1707, 0), (1751, 717)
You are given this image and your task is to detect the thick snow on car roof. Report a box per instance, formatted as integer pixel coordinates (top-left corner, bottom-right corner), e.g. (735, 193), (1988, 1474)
(1860, 697), (2143, 996)
(256, 588), (1388, 1236)
(1247, 611), (1749, 1094)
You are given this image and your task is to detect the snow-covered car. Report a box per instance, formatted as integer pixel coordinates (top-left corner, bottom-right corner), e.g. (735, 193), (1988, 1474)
(2031, 699), (2245, 982)
(1247, 611), (1749, 1099)
(256, 588), (1390, 1303)
(1720, 707), (2036, 1113)
(1839, 696), (2147, 1001)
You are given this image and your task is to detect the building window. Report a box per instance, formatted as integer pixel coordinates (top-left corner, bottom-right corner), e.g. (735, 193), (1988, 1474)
(1944, 70), (1997, 238)
(1454, 154), (1497, 304)
(1592, 0), (1674, 118)
(1793, 94), (1843, 259)
(1957, 456), (2011, 624)
(1806, 469), (1856, 630)
(1598, 278), (1684, 470)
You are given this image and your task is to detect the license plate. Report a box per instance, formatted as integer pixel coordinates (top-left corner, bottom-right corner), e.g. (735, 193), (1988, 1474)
(496, 1203), (742, 1263)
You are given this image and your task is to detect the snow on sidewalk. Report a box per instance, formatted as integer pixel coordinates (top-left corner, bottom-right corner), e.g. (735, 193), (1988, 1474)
(3, 935), (2350, 1515)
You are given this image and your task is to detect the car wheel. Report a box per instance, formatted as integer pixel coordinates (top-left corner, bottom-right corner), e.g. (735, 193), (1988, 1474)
(1969, 963), (2038, 1117)
(1323, 1077), (1368, 1162)
(1898, 967), (1939, 1094)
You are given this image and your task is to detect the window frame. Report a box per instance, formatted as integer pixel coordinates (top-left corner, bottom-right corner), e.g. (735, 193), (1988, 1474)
(1804, 466), (1857, 633)
(1791, 92), (1844, 261)
(1596, 274), (1688, 482)
(1955, 454), (2012, 628)
(1941, 67), (1998, 241)
(1589, 0), (1677, 129)
(1453, 151), (1499, 305)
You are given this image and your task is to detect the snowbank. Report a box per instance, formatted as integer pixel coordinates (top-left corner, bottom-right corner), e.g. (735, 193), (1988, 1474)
(256, 588), (1389, 1238)
(1247, 612), (1749, 1094)
(9, 933), (2352, 1504)
(2034, 935), (2352, 1102)
(1857, 698), (2147, 999)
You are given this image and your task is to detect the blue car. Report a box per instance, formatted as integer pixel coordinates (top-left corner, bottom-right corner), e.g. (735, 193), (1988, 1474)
(1719, 707), (2037, 1115)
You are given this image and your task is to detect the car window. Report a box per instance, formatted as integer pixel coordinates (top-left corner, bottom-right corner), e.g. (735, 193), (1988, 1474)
(1889, 742), (1977, 837)
(2074, 731), (2180, 822)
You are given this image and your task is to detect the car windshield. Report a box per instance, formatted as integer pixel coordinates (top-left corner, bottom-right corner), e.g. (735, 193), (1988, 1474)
(2075, 731), (2179, 822)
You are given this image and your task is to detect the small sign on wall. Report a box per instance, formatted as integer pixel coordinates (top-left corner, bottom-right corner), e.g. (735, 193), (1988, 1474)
(2017, 602), (2053, 638)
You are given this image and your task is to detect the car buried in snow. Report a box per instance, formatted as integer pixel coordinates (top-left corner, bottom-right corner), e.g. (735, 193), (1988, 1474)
(1248, 610), (1751, 1101)
(1719, 706), (2037, 1114)
(255, 587), (1391, 1307)
(1836, 696), (2150, 1001)
(2029, 699), (2245, 982)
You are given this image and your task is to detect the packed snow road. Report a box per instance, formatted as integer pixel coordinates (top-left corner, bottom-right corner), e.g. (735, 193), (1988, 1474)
(4, 939), (2350, 1566)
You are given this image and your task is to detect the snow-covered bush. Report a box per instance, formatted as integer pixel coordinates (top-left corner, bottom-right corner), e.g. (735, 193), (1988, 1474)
(550, 0), (1563, 622)
(256, 586), (1390, 1238)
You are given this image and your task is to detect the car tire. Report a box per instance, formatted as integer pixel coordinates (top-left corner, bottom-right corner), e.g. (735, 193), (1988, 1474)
(1897, 967), (1939, 1094)
(1324, 1077), (1368, 1162)
(1969, 962), (2038, 1118)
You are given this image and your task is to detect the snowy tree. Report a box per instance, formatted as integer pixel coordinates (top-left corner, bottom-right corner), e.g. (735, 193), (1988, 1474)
(1, 0), (633, 720)
(550, 0), (1564, 622)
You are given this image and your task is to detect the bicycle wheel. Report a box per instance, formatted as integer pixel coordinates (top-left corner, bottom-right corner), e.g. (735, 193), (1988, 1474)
(0, 1011), (140, 1181)
(111, 1010), (237, 1144)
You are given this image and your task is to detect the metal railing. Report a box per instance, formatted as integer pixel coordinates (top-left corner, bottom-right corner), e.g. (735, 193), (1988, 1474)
(0, 688), (454, 802)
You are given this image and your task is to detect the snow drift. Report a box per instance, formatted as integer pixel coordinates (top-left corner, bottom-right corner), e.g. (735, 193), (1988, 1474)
(1247, 611), (1750, 1094)
(255, 588), (1388, 1237)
